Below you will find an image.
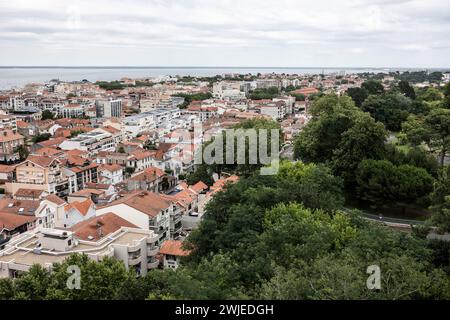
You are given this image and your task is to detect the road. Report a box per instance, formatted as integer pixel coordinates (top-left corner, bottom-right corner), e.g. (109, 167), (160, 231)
(342, 207), (425, 227)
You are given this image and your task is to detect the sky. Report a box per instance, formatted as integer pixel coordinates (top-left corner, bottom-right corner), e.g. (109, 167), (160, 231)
(0, 0), (449, 67)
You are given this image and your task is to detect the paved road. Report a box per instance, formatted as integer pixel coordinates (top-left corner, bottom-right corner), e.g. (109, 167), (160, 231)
(343, 207), (425, 226)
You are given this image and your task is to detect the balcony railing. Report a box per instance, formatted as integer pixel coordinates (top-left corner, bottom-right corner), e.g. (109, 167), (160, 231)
(128, 255), (141, 265)
(147, 257), (159, 269)
(147, 245), (159, 256)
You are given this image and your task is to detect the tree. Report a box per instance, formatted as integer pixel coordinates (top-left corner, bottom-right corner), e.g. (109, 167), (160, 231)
(41, 110), (54, 120)
(172, 92), (213, 109)
(248, 87), (279, 100)
(430, 166), (450, 232)
(118, 146), (125, 153)
(398, 80), (416, 99)
(331, 113), (387, 187)
(14, 144), (29, 160)
(355, 159), (434, 211)
(46, 254), (134, 300)
(361, 80), (384, 95)
(125, 167), (135, 175)
(418, 87), (443, 102)
(31, 133), (51, 143)
(187, 161), (344, 260)
(361, 93), (412, 131)
(443, 82), (450, 109)
(200, 118), (282, 177)
(294, 94), (359, 162)
(383, 144), (439, 177)
(346, 87), (368, 107)
(186, 164), (214, 186)
(402, 108), (450, 166)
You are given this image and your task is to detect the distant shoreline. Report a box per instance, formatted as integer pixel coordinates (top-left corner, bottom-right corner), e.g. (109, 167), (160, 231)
(0, 66), (449, 70)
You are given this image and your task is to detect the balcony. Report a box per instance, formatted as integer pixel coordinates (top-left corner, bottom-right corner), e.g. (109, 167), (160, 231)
(147, 257), (159, 269)
(128, 254), (141, 266)
(127, 242), (141, 253)
(147, 245), (159, 256)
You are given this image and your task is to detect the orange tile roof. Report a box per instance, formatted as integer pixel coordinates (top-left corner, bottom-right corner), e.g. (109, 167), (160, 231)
(0, 164), (15, 173)
(190, 181), (208, 193)
(129, 167), (165, 182)
(25, 155), (60, 168)
(70, 212), (137, 241)
(159, 240), (190, 257)
(65, 198), (94, 216)
(100, 191), (171, 218)
(14, 188), (44, 199)
(0, 129), (24, 143)
(45, 194), (67, 206)
(34, 147), (62, 157)
(0, 211), (36, 231)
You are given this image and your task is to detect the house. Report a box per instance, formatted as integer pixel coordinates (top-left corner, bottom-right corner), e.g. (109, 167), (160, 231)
(98, 163), (123, 185)
(127, 166), (166, 193)
(0, 164), (15, 184)
(96, 191), (173, 245)
(34, 194), (67, 229)
(58, 198), (96, 229)
(59, 129), (115, 155)
(0, 226), (159, 278)
(0, 129), (25, 164)
(0, 211), (37, 246)
(67, 183), (118, 205)
(6, 155), (69, 198)
(159, 240), (190, 269)
(13, 188), (48, 200)
(70, 212), (136, 241)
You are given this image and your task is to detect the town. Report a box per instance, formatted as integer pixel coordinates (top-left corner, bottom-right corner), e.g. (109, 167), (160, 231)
(0, 70), (448, 279)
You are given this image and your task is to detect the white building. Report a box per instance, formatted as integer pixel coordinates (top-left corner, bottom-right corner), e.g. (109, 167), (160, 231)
(59, 129), (115, 155)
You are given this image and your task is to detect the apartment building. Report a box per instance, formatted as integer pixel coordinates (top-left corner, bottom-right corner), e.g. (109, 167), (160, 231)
(96, 191), (174, 245)
(96, 99), (122, 118)
(61, 103), (85, 118)
(159, 240), (190, 269)
(5, 155), (70, 198)
(0, 115), (18, 132)
(59, 129), (115, 155)
(127, 166), (166, 193)
(0, 223), (159, 278)
(123, 113), (156, 137)
(98, 164), (123, 185)
(0, 129), (25, 164)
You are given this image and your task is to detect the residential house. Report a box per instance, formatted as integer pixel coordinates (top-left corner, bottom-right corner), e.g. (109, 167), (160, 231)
(159, 240), (190, 269)
(0, 129), (25, 164)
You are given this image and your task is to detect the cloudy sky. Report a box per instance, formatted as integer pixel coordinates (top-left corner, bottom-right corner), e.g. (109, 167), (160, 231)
(0, 0), (449, 67)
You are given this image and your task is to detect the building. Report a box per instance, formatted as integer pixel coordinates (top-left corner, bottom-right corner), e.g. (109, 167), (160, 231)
(58, 198), (96, 229)
(98, 164), (123, 185)
(127, 166), (166, 193)
(6, 155), (69, 198)
(96, 191), (173, 245)
(0, 225), (159, 278)
(59, 129), (115, 155)
(0, 129), (25, 164)
(159, 240), (190, 269)
(96, 99), (122, 118)
(0, 115), (18, 132)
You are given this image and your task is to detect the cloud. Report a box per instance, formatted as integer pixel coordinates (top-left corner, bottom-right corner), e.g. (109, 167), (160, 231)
(0, 0), (449, 66)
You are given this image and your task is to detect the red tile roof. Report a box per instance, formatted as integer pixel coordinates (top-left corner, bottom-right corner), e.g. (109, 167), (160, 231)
(159, 240), (190, 257)
(70, 212), (137, 241)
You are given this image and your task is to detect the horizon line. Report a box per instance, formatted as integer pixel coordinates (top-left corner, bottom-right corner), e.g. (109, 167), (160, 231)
(0, 66), (449, 70)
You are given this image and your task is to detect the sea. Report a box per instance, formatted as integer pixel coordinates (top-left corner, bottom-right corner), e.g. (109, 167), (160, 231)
(0, 66), (447, 90)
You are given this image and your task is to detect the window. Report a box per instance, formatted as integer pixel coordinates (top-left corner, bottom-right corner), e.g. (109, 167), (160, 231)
(67, 239), (72, 246)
